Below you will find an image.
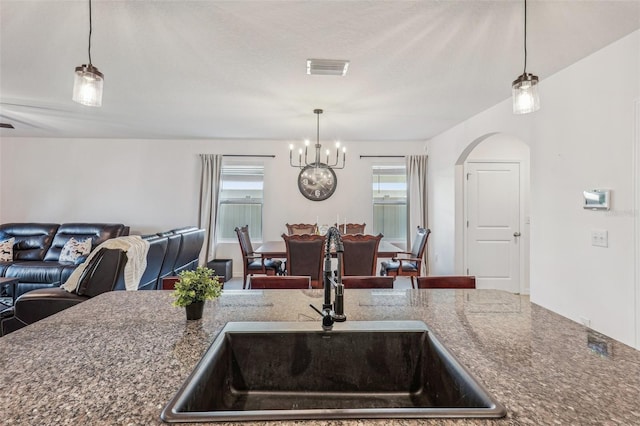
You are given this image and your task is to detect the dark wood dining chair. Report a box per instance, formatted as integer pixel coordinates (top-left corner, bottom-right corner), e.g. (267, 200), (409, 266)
(285, 223), (318, 235)
(334, 223), (366, 234)
(380, 227), (431, 288)
(340, 233), (383, 276)
(341, 276), (394, 289)
(416, 276), (476, 289)
(235, 225), (282, 289)
(281, 233), (326, 288)
(249, 276), (311, 289)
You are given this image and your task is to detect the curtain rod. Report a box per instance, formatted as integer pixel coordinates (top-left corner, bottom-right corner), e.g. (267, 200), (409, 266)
(359, 155), (406, 158)
(223, 155), (275, 158)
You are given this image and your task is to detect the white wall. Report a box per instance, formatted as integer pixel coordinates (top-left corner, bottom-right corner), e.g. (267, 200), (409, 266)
(0, 137), (423, 278)
(427, 30), (640, 348)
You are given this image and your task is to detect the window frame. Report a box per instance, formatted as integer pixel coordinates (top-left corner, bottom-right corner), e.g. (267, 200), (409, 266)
(216, 161), (265, 243)
(371, 163), (407, 244)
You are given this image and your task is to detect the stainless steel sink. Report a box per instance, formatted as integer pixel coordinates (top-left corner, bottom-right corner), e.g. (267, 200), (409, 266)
(161, 321), (506, 422)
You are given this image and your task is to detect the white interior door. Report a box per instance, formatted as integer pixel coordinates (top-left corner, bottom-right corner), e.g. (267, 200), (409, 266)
(465, 162), (521, 293)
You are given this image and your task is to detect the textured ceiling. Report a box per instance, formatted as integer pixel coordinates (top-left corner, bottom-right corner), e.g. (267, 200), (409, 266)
(1, 0), (639, 141)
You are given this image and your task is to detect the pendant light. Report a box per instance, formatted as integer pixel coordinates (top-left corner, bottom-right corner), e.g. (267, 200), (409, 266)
(512, 0), (539, 114)
(72, 0), (103, 107)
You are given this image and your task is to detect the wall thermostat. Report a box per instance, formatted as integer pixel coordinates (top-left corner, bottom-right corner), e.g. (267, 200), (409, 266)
(583, 189), (610, 210)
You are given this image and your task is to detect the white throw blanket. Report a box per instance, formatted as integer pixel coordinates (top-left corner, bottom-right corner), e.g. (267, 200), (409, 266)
(61, 235), (150, 293)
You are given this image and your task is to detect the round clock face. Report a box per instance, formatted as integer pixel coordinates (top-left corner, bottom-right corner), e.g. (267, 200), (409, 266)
(297, 164), (337, 201)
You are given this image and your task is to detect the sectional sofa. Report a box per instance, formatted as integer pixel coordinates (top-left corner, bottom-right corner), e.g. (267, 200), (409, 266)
(0, 222), (130, 298)
(1, 226), (205, 335)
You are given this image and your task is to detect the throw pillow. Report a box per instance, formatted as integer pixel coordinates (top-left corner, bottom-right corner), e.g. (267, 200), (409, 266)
(59, 237), (92, 263)
(0, 237), (15, 262)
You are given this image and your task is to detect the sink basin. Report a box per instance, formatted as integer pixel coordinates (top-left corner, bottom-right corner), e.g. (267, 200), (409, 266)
(161, 320), (506, 422)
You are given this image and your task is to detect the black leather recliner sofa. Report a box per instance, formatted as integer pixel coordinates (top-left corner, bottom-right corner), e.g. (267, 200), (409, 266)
(0, 223), (129, 298)
(0, 227), (206, 335)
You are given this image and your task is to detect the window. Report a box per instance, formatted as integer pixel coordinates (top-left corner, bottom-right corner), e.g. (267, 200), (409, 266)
(372, 164), (407, 242)
(217, 163), (264, 241)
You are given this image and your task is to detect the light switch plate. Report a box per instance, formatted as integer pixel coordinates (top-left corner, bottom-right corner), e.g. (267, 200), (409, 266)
(591, 229), (608, 247)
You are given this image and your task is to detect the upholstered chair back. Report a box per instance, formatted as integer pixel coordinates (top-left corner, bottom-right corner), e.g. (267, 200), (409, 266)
(341, 233), (383, 276)
(249, 275), (311, 289)
(285, 223), (318, 235)
(334, 223), (366, 235)
(410, 227), (430, 258)
(235, 225), (254, 255)
(282, 233), (326, 288)
(341, 276), (394, 288)
(417, 276), (476, 289)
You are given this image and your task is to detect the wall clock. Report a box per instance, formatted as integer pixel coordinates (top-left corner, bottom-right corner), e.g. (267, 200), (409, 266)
(297, 164), (337, 201)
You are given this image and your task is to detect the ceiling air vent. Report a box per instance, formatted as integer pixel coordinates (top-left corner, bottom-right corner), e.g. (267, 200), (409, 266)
(306, 59), (350, 76)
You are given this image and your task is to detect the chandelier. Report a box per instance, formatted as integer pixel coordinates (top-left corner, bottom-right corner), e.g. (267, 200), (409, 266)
(289, 109), (346, 169)
(512, 0), (539, 114)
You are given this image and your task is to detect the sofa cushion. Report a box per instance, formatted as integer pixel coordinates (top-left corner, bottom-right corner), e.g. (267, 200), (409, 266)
(173, 228), (205, 275)
(138, 235), (169, 290)
(0, 223), (59, 261)
(59, 237), (92, 262)
(44, 223), (127, 261)
(0, 237), (14, 262)
(5, 261), (66, 284)
(156, 233), (181, 280)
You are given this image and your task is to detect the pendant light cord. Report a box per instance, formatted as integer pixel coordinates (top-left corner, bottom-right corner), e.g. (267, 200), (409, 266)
(88, 0), (93, 65)
(316, 111), (320, 147)
(523, 0), (528, 74)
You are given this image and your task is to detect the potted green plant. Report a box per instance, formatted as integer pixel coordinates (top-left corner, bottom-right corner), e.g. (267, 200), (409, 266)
(172, 266), (222, 320)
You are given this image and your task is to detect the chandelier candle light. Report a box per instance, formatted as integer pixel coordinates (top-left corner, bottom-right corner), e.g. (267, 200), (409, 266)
(72, 0), (104, 107)
(289, 109), (346, 170)
(512, 0), (540, 114)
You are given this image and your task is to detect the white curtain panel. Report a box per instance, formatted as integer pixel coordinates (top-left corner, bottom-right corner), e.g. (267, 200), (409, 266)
(406, 155), (429, 275)
(198, 154), (223, 266)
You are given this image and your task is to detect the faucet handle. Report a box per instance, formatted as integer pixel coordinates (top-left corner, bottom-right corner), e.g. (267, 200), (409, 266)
(309, 303), (335, 331)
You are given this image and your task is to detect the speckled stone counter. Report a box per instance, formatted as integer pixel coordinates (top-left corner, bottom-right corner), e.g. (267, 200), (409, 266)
(1, 289), (639, 425)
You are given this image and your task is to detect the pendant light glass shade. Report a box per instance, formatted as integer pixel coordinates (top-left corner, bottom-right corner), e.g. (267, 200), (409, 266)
(73, 64), (104, 107)
(73, 0), (103, 107)
(512, 0), (539, 115)
(512, 72), (539, 114)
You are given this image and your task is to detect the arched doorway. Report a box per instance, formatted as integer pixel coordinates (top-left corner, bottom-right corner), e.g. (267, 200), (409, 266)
(454, 133), (530, 294)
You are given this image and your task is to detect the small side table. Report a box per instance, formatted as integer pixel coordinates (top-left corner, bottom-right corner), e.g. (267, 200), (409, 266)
(0, 277), (19, 310)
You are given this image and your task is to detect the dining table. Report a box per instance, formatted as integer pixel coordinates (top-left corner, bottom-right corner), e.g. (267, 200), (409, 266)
(255, 239), (403, 258)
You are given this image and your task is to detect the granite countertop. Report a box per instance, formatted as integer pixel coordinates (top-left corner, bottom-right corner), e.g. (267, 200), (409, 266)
(1, 289), (639, 425)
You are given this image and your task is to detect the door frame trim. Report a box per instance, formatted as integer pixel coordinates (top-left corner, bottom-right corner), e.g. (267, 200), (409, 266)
(463, 160), (525, 294)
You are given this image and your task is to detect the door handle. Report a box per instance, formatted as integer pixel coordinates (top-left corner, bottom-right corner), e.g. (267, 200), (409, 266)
(513, 232), (521, 237)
